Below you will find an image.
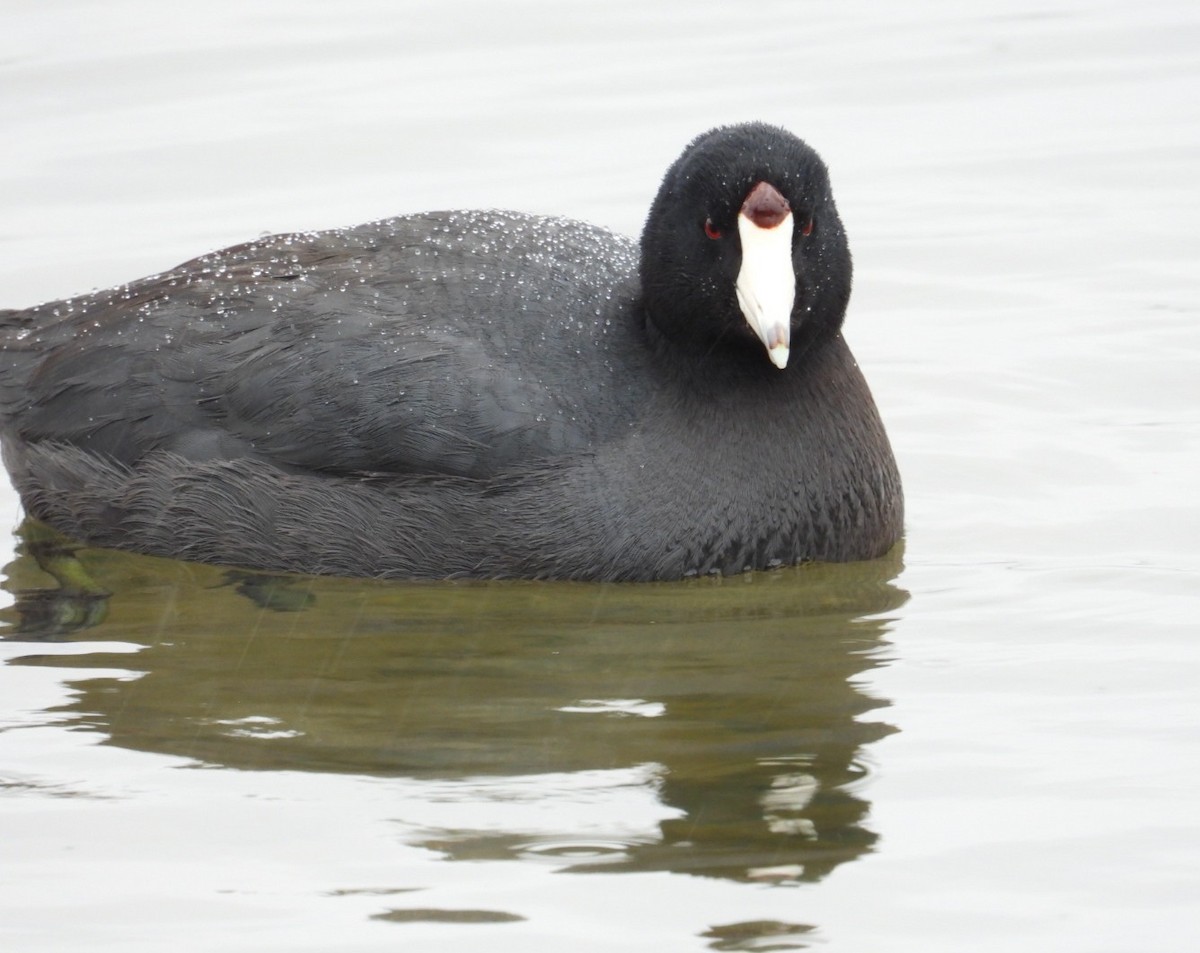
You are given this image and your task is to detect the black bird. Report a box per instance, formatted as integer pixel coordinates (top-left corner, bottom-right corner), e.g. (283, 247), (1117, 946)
(0, 123), (902, 580)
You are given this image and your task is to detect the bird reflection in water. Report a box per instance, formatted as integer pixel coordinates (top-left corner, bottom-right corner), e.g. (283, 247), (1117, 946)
(1, 520), (906, 885)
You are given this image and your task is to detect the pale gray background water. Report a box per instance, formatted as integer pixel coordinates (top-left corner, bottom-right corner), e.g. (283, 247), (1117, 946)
(2, 1), (1198, 951)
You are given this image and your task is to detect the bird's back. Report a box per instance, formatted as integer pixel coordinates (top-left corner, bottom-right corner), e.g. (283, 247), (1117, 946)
(1, 210), (650, 480)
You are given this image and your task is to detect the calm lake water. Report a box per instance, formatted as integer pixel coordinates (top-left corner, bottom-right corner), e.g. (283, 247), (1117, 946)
(2, 2), (1198, 951)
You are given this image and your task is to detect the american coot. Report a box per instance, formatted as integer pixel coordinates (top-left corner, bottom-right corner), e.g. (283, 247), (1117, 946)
(0, 123), (902, 581)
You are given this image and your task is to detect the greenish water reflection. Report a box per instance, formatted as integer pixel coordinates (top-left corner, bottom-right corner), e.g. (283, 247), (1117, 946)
(3, 520), (906, 884)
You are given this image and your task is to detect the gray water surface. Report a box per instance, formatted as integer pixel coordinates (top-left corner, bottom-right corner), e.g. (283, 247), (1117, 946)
(2, 2), (1198, 951)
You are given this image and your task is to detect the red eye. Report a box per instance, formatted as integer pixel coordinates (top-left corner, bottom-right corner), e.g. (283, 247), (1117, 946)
(704, 218), (722, 240)
(800, 217), (814, 237)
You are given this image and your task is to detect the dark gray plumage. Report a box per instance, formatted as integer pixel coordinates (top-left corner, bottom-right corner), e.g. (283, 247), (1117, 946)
(0, 123), (903, 580)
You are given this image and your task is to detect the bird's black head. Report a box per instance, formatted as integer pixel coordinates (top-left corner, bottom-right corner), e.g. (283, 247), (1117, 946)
(639, 122), (852, 374)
